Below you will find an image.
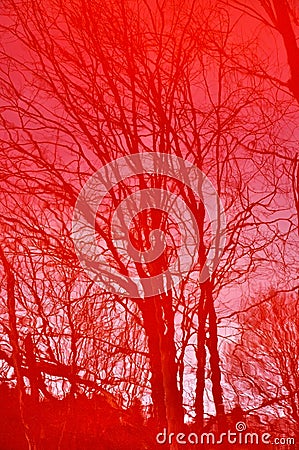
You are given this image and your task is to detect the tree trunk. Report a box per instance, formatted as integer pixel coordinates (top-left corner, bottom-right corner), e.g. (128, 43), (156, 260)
(206, 282), (226, 430)
(195, 289), (208, 429)
(140, 293), (184, 450)
(272, 0), (299, 103)
(0, 246), (36, 449)
(159, 292), (184, 434)
(140, 300), (168, 430)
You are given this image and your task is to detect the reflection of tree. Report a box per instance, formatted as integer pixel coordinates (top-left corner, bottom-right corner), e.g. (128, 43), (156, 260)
(225, 291), (299, 441)
(226, 0), (299, 236)
(0, 0), (298, 448)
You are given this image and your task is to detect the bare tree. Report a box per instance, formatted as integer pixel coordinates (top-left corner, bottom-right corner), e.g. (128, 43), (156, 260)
(225, 290), (299, 441)
(0, 1), (298, 448)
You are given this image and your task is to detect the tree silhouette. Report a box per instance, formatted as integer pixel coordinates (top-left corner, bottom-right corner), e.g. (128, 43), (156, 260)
(0, 1), (298, 449)
(225, 290), (299, 442)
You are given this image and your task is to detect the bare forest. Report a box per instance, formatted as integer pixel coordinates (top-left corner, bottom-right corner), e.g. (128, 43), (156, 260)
(0, 0), (298, 449)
